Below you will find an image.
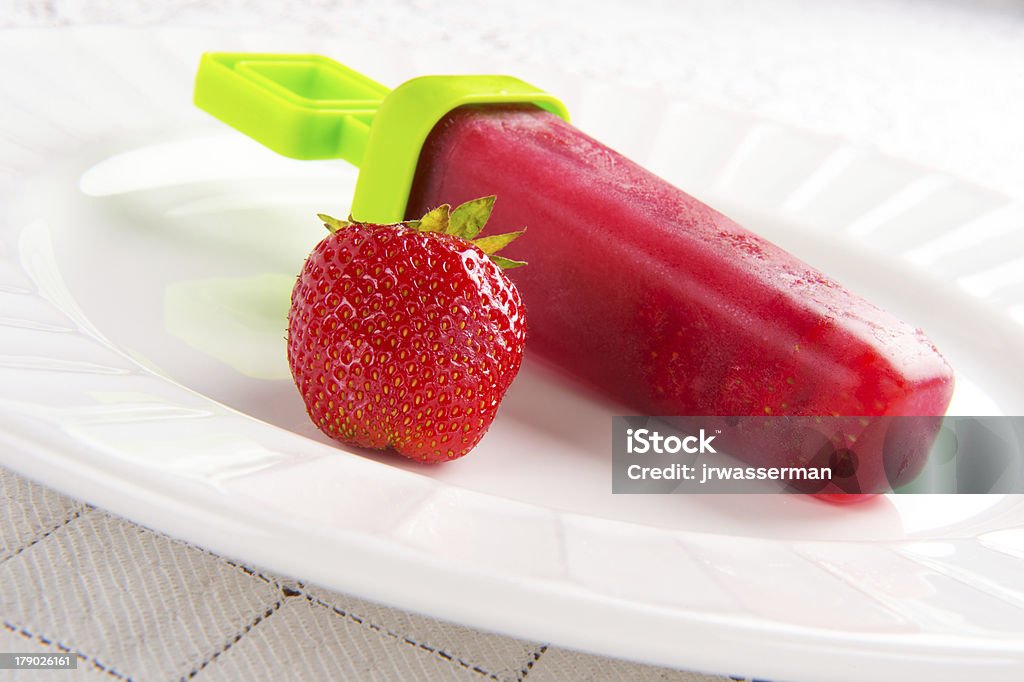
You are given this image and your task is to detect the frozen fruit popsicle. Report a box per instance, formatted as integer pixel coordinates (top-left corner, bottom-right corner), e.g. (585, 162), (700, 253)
(403, 104), (953, 494)
(194, 54), (954, 496)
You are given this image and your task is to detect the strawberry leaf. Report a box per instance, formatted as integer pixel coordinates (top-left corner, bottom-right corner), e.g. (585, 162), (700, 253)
(318, 213), (350, 234)
(472, 230), (525, 255)
(488, 254), (527, 269)
(448, 195), (496, 240)
(418, 203), (451, 233)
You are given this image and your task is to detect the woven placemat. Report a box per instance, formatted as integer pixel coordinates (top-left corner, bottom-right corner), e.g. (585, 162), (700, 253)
(0, 466), (731, 681)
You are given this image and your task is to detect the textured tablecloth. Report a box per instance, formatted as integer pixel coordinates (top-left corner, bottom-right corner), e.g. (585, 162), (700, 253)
(0, 466), (721, 681)
(2, 1), (1023, 680)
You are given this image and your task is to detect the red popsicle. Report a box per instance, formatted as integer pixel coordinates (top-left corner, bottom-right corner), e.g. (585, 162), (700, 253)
(406, 104), (954, 495)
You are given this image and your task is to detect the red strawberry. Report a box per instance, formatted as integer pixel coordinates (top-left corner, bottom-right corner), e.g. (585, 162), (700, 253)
(287, 196), (527, 462)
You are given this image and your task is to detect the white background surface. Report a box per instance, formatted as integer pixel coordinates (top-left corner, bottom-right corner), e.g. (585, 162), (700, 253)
(2, 2), (1024, 681)
(5, 0), (1024, 202)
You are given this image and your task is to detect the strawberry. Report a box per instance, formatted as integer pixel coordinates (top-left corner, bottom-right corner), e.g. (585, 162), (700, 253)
(287, 196), (527, 462)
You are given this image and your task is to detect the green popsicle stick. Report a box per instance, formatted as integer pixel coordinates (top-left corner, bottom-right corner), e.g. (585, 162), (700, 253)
(194, 52), (569, 223)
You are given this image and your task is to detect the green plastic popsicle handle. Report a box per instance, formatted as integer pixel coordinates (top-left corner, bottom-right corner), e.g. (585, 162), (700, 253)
(194, 52), (570, 223)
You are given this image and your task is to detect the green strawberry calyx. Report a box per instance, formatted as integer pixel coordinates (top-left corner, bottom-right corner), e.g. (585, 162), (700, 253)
(317, 196), (526, 269)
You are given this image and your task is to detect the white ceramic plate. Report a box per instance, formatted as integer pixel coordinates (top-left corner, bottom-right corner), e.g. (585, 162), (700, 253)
(2, 27), (1024, 682)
